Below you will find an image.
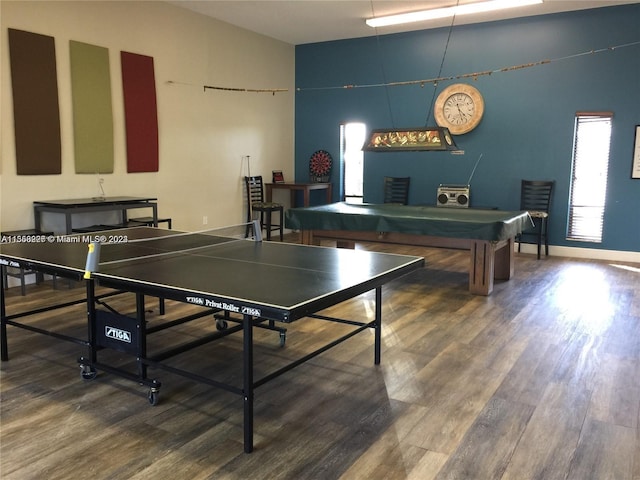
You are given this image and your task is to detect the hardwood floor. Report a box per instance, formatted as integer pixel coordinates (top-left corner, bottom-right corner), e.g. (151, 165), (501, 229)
(1, 239), (639, 479)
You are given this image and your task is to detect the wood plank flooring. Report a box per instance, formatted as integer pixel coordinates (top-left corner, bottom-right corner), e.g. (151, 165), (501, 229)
(1, 238), (639, 479)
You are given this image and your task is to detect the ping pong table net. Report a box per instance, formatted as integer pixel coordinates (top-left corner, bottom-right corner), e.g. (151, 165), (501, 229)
(84, 221), (263, 278)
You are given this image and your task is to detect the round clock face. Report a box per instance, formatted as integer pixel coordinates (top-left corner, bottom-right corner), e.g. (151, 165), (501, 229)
(434, 83), (485, 135)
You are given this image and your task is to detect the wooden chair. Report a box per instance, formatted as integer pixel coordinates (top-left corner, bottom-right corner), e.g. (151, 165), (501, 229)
(383, 177), (410, 205)
(244, 176), (283, 241)
(517, 180), (554, 259)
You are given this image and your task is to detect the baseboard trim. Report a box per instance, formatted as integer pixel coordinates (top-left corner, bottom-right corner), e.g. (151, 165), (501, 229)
(516, 243), (640, 263)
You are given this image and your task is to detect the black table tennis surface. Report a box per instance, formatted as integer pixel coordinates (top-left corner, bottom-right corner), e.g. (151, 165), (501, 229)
(1, 227), (424, 322)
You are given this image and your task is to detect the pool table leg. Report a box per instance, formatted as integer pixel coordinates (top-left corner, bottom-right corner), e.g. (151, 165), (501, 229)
(470, 240), (493, 295)
(469, 238), (514, 296)
(300, 230), (318, 245)
(494, 238), (515, 281)
(300, 230), (355, 248)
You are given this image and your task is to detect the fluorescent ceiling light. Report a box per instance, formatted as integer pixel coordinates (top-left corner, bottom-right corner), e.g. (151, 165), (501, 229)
(366, 0), (543, 28)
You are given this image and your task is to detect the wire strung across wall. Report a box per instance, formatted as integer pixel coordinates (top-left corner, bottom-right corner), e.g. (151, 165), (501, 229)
(166, 80), (288, 95)
(367, 0), (462, 128)
(423, 0), (459, 127)
(295, 40), (640, 93)
(369, 1), (397, 127)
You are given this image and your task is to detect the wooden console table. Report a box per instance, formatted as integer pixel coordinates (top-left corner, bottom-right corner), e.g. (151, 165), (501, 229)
(265, 182), (332, 208)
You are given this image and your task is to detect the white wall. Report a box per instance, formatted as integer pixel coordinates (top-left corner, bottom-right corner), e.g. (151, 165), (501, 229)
(0, 1), (295, 233)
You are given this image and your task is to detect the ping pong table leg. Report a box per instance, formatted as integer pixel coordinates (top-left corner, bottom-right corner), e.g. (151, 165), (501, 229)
(1, 272), (7, 361)
(85, 280), (98, 365)
(78, 280), (99, 381)
(136, 293), (148, 381)
(243, 313), (254, 453)
(374, 286), (381, 365)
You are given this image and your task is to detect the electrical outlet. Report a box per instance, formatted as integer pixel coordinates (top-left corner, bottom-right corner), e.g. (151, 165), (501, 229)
(203, 216), (208, 225)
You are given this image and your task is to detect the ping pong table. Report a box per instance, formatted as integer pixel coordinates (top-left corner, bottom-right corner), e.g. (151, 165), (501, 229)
(0, 224), (423, 453)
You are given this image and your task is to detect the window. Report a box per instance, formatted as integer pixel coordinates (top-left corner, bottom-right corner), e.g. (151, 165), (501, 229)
(567, 113), (612, 242)
(341, 123), (366, 204)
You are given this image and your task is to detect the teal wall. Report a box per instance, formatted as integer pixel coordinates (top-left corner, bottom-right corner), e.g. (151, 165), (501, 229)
(294, 4), (640, 253)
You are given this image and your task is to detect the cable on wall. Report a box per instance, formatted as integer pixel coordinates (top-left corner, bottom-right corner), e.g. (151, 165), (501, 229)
(295, 40), (640, 93)
(369, 1), (396, 128)
(368, 0), (460, 128)
(424, 0), (460, 127)
(166, 80), (288, 95)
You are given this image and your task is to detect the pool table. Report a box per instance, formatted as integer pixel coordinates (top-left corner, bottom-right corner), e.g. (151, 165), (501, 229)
(285, 202), (531, 295)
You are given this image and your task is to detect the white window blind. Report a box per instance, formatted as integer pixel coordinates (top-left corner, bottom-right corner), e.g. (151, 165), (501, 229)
(567, 113), (612, 242)
(341, 123), (366, 203)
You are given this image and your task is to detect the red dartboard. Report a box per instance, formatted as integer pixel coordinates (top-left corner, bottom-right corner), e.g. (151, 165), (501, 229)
(309, 150), (332, 176)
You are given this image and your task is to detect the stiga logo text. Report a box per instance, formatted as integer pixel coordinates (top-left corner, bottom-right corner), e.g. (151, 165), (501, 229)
(105, 326), (132, 343)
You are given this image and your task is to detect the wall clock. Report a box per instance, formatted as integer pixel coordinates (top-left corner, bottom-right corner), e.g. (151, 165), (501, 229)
(434, 83), (485, 135)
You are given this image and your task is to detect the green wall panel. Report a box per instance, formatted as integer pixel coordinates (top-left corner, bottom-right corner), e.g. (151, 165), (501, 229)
(70, 40), (114, 174)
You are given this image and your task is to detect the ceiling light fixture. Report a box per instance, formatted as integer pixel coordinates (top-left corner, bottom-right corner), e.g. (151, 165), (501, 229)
(366, 0), (543, 28)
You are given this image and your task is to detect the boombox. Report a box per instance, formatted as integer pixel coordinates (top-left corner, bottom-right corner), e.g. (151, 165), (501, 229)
(436, 185), (470, 208)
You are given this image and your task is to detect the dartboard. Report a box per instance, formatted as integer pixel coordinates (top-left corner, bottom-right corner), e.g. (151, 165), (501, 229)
(309, 150), (332, 176)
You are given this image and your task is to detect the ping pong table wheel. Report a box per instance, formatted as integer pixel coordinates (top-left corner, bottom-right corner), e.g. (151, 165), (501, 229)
(215, 319), (228, 331)
(279, 332), (286, 347)
(147, 388), (160, 406)
(80, 365), (97, 381)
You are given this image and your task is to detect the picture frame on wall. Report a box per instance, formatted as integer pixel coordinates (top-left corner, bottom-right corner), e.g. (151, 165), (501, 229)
(272, 170), (285, 183)
(632, 125), (640, 179)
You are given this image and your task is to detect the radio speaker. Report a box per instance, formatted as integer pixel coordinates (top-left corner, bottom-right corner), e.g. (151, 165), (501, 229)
(437, 184), (470, 208)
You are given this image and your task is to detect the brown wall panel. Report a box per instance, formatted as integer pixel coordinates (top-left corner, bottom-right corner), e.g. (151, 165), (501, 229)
(8, 29), (62, 175)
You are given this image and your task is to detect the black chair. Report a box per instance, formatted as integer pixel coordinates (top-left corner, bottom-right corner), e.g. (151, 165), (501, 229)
(244, 176), (283, 241)
(383, 177), (410, 205)
(517, 180), (554, 259)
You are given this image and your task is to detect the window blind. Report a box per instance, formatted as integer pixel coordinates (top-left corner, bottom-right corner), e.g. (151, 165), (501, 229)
(567, 114), (612, 242)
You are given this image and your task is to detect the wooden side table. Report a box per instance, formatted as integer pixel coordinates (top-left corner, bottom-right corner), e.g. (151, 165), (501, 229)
(265, 182), (332, 207)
